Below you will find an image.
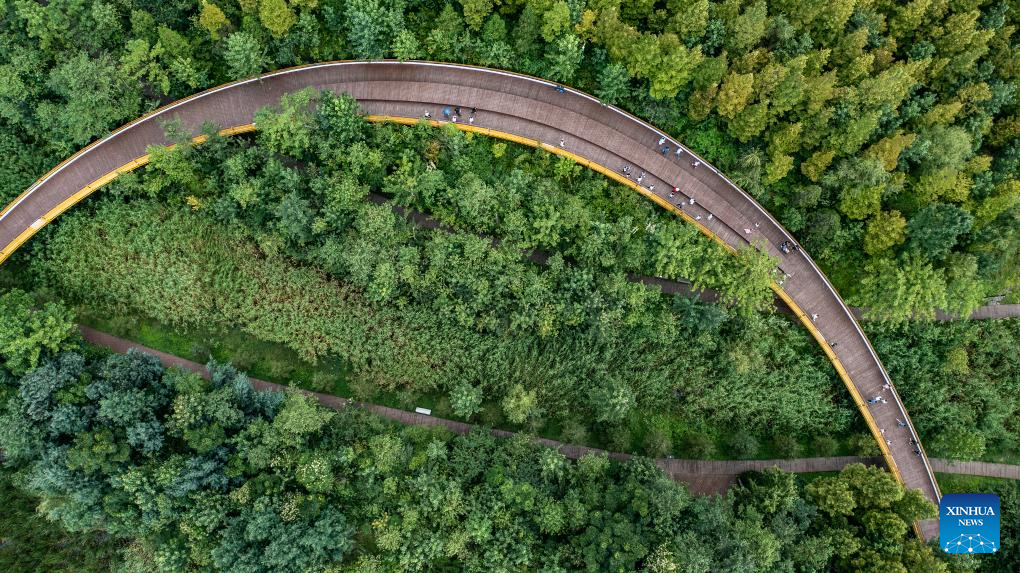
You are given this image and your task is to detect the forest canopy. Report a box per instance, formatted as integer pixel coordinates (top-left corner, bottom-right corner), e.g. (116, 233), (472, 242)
(0, 0), (1018, 318)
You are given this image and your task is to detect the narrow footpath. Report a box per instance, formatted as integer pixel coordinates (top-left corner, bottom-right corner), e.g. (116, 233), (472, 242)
(79, 326), (1019, 497)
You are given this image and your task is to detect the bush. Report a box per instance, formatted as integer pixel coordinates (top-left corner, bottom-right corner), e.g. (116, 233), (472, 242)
(726, 431), (760, 459)
(772, 435), (802, 458)
(848, 433), (881, 456)
(559, 419), (589, 445)
(812, 436), (839, 457)
(683, 433), (717, 459)
(643, 428), (673, 458)
(607, 426), (634, 454)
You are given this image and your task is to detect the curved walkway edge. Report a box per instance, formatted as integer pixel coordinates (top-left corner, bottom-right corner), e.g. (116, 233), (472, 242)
(0, 61), (939, 538)
(78, 325), (1019, 497)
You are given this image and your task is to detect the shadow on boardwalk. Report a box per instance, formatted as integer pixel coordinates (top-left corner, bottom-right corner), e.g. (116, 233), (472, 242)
(79, 325), (1020, 495)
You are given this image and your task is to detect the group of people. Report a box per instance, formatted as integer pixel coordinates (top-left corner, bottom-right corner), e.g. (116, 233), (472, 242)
(872, 388), (924, 457)
(431, 106), (478, 124)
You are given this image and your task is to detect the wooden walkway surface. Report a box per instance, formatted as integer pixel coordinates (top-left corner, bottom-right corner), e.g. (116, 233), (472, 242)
(0, 62), (942, 537)
(78, 326), (1020, 497)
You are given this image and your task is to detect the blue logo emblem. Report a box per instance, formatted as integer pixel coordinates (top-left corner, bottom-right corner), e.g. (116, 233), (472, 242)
(941, 493), (1000, 554)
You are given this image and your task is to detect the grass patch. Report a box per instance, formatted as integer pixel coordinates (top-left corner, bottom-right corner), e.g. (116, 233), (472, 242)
(936, 473), (1018, 494)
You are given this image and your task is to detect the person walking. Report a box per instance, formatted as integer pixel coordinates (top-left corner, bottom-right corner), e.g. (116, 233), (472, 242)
(559, 138), (565, 147)
(658, 136), (666, 146)
(707, 214), (713, 221)
(693, 160), (701, 168)
(811, 313), (819, 322)
(662, 146), (670, 156)
(675, 147), (683, 158)
(688, 197), (695, 205)
(424, 111), (431, 119)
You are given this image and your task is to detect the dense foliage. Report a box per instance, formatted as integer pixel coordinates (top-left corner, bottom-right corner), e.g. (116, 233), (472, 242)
(16, 93), (861, 456)
(0, 468), (125, 572)
(869, 317), (1020, 462)
(18, 91), (1020, 461)
(0, 342), (961, 572)
(28, 193), (847, 455)
(2, 0), (1018, 320)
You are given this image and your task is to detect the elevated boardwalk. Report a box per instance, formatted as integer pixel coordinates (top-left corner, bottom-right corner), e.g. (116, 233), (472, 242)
(0, 62), (941, 538)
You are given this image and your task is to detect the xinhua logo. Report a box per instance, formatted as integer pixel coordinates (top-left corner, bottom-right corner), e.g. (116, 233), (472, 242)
(941, 493), (1000, 554)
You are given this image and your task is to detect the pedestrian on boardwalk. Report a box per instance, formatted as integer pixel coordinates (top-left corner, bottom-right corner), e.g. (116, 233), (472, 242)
(754, 222), (760, 228)
(688, 197), (695, 205)
(648, 184), (655, 191)
(637, 172), (645, 183)
(743, 228), (751, 234)
(443, 107), (451, 118)
(675, 147), (683, 157)
(456, 106), (462, 116)
(662, 146), (670, 155)
(695, 215), (702, 220)
(452, 116), (458, 122)
(693, 160), (701, 168)
(469, 116), (475, 124)
(707, 214), (713, 220)
(471, 107), (477, 115)
(424, 111), (431, 119)
(811, 313), (819, 322)
(559, 138), (565, 147)
(658, 136), (666, 146)
(882, 383), (891, 391)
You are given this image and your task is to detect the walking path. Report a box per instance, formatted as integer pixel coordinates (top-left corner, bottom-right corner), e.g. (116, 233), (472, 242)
(0, 62), (940, 537)
(79, 326), (1020, 497)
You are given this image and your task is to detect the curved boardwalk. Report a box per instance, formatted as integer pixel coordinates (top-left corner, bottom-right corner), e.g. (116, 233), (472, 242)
(0, 62), (940, 537)
(80, 326), (1019, 498)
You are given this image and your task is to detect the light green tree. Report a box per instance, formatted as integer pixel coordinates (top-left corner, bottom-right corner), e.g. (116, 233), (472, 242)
(0, 290), (77, 375)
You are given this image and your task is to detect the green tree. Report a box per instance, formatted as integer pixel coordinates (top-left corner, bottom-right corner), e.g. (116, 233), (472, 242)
(37, 53), (141, 148)
(449, 383), (483, 419)
(502, 384), (539, 425)
(0, 290), (77, 376)
(460, 0), (493, 31)
(906, 203), (973, 260)
(716, 71), (755, 119)
(224, 32), (269, 79)
(545, 34), (583, 82)
(595, 62), (631, 105)
(259, 0), (297, 37)
(198, 1), (231, 39)
(254, 87), (317, 158)
(863, 210), (907, 255)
